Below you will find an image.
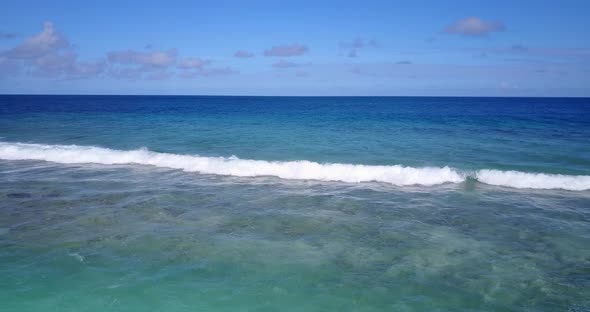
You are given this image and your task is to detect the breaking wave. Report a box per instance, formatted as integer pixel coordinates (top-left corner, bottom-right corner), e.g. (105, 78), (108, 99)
(475, 169), (590, 191)
(0, 142), (588, 191)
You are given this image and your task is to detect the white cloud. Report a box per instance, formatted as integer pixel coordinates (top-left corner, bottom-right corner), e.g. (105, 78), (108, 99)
(264, 44), (308, 57)
(106, 49), (177, 80)
(107, 49), (177, 68)
(445, 17), (505, 37)
(4, 22), (69, 59)
(272, 60), (301, 68)
(341, 37), (379, 57)
(0, 22), (105, 79)
(177, 57), (211, 69)
(234, 50), (254, 58)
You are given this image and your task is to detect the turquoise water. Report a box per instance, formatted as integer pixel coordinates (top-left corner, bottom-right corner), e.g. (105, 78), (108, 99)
(1, 95), (589, 311)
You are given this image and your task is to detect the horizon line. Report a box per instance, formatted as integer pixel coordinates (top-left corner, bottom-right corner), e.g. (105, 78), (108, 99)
(1, 93), (589, 99)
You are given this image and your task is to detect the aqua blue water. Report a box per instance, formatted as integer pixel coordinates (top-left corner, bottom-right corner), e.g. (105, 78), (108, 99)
(1, 95), (589, 311)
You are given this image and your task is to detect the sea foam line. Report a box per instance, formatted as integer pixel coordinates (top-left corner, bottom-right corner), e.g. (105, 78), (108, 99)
(0, 142), (589, 190)
(475, 169), (590, 191)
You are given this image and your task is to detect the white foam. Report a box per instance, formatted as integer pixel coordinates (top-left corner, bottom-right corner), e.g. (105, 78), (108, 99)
(475, 169), (590, 191)
(1, 142), (588, 190)
(0, 142), (463, 186)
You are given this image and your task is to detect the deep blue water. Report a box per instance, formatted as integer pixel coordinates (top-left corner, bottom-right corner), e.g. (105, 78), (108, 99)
(1, 95), (589, 174)
(1, 95), (589, 311)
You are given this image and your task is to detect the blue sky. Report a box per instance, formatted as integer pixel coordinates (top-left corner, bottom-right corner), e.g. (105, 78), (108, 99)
(1, 0), (589, 96)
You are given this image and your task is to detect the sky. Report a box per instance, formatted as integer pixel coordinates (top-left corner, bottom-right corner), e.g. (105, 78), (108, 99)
(0, 0), (589, 96)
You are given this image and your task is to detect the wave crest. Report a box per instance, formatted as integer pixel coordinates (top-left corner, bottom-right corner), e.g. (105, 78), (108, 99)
(0, 142), (463, 186)
(475, 169), (590, 191)
(1, 142), (589, 191)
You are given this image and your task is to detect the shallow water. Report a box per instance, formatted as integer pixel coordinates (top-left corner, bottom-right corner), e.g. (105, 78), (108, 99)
(1, 95), (589, 311)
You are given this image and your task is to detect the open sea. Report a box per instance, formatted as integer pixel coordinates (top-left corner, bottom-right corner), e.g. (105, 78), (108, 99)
(1, 95), (589, 311)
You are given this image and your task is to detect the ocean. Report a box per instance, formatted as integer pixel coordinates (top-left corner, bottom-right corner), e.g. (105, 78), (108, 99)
(1, 95), (589, 311)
